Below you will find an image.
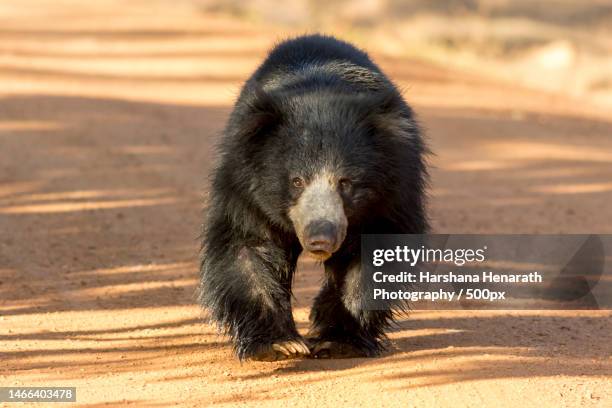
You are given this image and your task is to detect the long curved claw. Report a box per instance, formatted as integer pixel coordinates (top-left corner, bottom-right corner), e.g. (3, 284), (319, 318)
(251, 339), (310, 361)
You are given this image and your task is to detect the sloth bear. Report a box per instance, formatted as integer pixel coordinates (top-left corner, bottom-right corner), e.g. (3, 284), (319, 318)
(199, 34), (428, 361)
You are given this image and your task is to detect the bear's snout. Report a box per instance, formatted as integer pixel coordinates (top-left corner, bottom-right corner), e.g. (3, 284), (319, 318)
(288, 171), (348, 260)
(304, 220), (338, 258)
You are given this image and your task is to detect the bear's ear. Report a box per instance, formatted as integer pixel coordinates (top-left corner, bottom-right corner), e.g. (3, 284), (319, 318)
(234, 86), (283, 140)
(362, 91), (417, 139)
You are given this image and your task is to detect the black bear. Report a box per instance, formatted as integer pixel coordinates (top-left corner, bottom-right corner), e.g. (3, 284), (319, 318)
(199, 34), (428, 361)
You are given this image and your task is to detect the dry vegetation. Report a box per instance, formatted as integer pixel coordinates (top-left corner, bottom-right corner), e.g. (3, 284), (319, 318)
(203, 0), (612, 107)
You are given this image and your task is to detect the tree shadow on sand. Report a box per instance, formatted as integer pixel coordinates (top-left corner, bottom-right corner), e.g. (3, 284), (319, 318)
(1, 94), (611, 393)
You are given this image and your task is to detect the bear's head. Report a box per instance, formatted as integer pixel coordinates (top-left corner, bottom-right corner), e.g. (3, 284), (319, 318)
(229, 85), (419, 260)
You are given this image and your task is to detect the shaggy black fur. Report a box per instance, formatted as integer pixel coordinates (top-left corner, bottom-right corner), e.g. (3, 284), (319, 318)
(199, 34), (428, 360)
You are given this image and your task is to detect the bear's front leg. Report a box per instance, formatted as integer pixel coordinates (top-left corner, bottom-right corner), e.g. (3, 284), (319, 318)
(308, 256), (392, 358)
(200, 242), (309, 361)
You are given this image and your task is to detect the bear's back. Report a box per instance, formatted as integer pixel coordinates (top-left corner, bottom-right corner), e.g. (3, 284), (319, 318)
(250, 34), (389, 94)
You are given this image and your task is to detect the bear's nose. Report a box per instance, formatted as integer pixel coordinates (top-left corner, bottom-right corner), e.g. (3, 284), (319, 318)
(304, 220), (337, 257)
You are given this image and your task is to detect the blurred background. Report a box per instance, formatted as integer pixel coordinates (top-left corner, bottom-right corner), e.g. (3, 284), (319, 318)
(2, 0), (612, 107)
(207, 0), (612, 108)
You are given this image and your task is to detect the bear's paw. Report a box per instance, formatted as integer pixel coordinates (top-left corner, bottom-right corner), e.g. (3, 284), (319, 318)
(250, 339), (310, 361)
(308, 339), (370, 359)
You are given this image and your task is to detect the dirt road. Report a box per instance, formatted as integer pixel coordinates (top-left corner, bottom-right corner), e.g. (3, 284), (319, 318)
(1, 2), (611, 407)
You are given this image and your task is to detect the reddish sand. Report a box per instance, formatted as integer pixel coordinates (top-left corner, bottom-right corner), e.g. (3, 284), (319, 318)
(1, 2), (611, 407)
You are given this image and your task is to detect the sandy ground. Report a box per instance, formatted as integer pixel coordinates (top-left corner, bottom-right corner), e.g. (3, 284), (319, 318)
(1, 1), (611, 407)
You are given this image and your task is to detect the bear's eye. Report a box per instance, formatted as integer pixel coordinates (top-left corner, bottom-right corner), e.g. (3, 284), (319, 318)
(339, 178), (352, 192)
(292, 177), (305, 188)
